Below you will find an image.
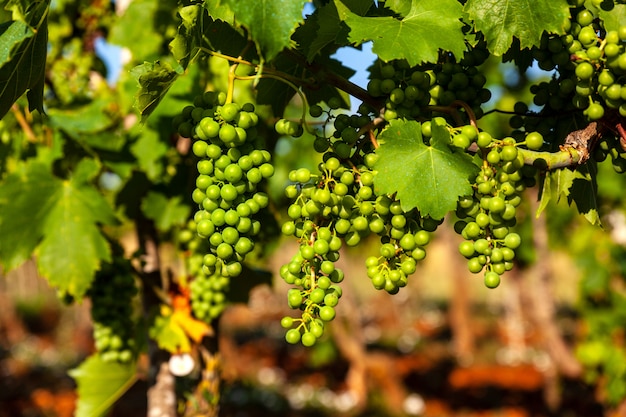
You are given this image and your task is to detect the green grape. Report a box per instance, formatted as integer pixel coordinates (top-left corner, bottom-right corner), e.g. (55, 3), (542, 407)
(285, 328), (301, 344)
(484, 271), (501, 288)
(89, 258), (137, 363)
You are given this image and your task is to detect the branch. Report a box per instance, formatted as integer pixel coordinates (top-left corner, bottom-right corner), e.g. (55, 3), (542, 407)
(519, 120), (607, 170)
(281, 49), (385, 110)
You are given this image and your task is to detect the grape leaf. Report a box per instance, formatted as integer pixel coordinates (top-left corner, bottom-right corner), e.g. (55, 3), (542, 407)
(129, 126), (168, 181)
(256, 54), (354, 115)
(221, 0), (308, 61)
(47, 99), (118, 139)
(597, 4), (626, 33)
(0, 161), (59, 271)
(305, 0), (372, 61)
(131, 60), (180, 122)
(0, 159), (116, 298)
(374, 119), (479, 219)
(141, 191), (190, 232)
(464, 0), (570, 56)
(170, 6), (248, 67)
(568, 163), (600, 226)
(204, 0), (234, 23)
(334, 0), (466, 66)
(37, 159), (117, 298)
(69, 354), (137, 417)
(383, 0), (411, 17)
(0, 0), (48, 119)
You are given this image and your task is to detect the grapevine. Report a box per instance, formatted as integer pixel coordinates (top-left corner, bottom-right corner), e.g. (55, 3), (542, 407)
(3, 0), (626, 414)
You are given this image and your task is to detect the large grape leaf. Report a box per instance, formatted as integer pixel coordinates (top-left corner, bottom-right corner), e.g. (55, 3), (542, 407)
(69, 354), (137, 417)
(0, 161), (59, 271)
(221, 0), (308, 61)
(0, 0), (48, 119)
(374, 119), (479, 219)
(0, 159), (116, 298)
(334, 0), (466, 66)
(464, 0), (570, 56)
(37, 159), (117, 298)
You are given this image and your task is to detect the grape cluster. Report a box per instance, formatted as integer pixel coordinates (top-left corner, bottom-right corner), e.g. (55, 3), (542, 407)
(366, 43), (491, 122)
(278, 101), (443, 344)
(454, 133), (534, 288)
(88, 258), (138, 363)
(524, 1), (626, 124)
(174, 90), (274, 320)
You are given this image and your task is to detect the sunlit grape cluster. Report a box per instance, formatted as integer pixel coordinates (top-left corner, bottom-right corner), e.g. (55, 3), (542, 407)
(524, 2), (626, 121)
(174, 90), (274, 321)
(454, 132), (536, 287)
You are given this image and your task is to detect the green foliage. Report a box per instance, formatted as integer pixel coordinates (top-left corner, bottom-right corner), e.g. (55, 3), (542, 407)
(0, 159), (116, 298)
(2, 0), (626, 412)
(221, 0), (309, 61)
(0, 0), (48, 118)
(131, 60), (181, 122)
(69, 354), (137, 417)
(335, 0), (466, 66)
(464, 0), (570, 55)
(374, 119), (479, 219)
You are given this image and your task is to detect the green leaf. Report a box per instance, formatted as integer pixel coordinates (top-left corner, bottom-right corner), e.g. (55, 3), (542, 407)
(256, 54), (354, 115)
(69, 354), (137, 417)
(0, 159), (116, 298)
(204, 0), (235, 23)
(131, 60), (180, 122)
(383, 0), (412, 16)
(0, 0), (48, 119)
(0, 161), (60, 270)
(305, 0), (372, 61)
(374, 119), (479, 219)
(597, 4), (626, 33)
(170, 5), (248, 68)
(141, 191), (190, 232)
(536, 171), (551, 218)
(108, 0), (162, 61)
(47, 99), (118, 139)
(335, 0), (466, 66)
(130, 127), (168, 181)
(37, 159), (117, 298)
(464, 0), (570, 56)
(221, 0), (308, 61)
(568, 163), (600, 226)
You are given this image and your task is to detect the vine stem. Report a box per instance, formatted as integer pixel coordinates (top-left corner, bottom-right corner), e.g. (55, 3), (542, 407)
(427, 100), (477, 128)
(234, 74), (311, 132)
(11, 104), (37, 142)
